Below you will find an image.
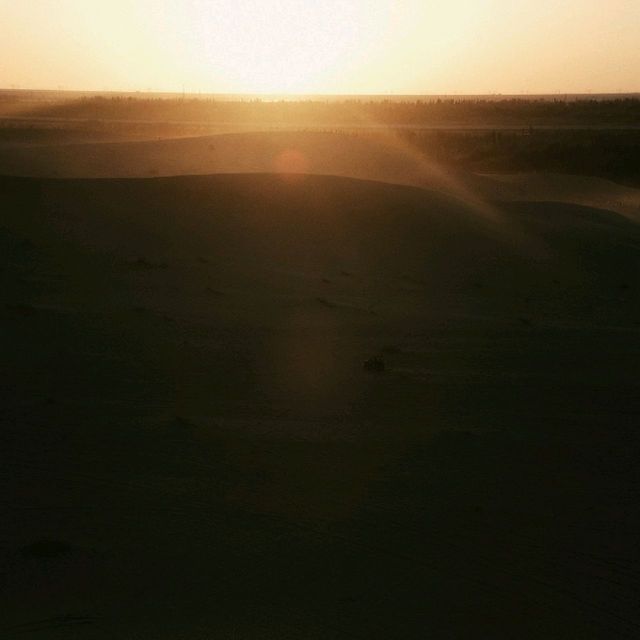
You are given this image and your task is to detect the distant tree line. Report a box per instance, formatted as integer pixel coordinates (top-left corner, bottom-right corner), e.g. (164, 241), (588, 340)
(402, 129), (640, 186)
(26, 96), (640, 127)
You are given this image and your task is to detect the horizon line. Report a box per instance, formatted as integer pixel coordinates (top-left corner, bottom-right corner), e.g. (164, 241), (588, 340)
(3, 87), (640, 100)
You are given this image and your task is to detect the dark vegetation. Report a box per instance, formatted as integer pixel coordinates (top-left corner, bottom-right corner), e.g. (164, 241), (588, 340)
(402, 128), (640, 186)
(6, 94), (640, 127)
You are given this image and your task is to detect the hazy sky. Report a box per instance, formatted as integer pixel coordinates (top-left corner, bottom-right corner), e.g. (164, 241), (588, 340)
(2, 1), (639, 94)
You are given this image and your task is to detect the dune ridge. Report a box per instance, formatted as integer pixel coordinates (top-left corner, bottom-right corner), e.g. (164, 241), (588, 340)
(2, 130), (639, 220)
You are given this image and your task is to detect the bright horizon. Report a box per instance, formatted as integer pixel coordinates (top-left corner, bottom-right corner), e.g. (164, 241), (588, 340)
(2, 1), (639, 95)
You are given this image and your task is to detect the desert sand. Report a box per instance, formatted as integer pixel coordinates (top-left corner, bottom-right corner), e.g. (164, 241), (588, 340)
(2, 130), (638, 220)
(2, 161), (639, 638)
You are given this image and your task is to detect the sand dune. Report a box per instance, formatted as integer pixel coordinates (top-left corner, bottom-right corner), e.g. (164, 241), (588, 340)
(2, 130), (638, 220)
(2, 173), (639, 638)
(483, 171), (640, 221)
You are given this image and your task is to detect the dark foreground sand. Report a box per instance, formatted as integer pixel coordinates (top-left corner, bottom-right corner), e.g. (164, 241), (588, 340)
(1, 173), (639, 638)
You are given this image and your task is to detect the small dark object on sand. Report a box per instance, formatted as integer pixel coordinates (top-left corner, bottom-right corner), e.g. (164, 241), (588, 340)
(363, 357), (385, 373)
(127, 257), (169, 270)
(316, 296), (337, 308)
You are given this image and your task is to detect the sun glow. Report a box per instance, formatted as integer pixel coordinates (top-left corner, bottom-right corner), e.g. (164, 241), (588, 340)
(158, 1), (392, 94)
(2, 1), (639, 94)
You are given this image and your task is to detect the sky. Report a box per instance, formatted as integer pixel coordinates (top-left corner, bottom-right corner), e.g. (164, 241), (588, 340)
(2, 0), (639, 95)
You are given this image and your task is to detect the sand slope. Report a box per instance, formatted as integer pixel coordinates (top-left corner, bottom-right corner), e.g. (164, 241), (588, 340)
(2, 130), (639, 219)
(1, 173), (639, 639)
